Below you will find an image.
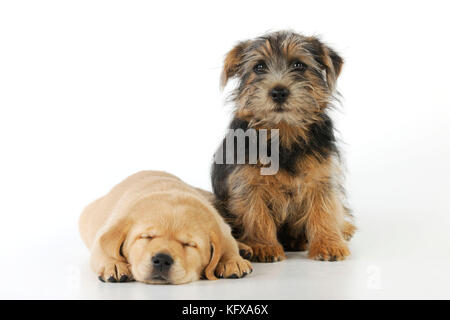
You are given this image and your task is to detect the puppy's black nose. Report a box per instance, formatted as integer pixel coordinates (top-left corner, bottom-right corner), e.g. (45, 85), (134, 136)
(152, 253), (173, 272)
(270, 86), (290, 103)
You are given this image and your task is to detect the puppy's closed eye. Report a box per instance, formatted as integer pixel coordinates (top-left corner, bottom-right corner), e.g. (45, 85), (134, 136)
(182, 242), (197, 248)
(140, 234), (154, 240)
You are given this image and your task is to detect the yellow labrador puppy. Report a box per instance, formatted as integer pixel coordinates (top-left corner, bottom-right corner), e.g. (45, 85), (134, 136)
(79, 171), (252, 284)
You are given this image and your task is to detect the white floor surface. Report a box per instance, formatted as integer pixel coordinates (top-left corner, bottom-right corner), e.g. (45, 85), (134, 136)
(2, 212), (450, 300)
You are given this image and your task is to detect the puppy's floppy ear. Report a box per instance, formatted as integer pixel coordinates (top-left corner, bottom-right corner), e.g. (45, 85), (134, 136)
(204, 228), (223, 280)
(98, 218), (130, 261)
(221, 40), (250, 89)
(307, 37), (344, 91)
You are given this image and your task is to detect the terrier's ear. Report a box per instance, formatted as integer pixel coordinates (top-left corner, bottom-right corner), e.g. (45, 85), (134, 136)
(307, 37), (344, 91)
(221, 41), (250, 89)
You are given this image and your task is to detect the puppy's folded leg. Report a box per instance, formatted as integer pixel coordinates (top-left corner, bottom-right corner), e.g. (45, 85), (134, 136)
(204, 220), (253, 280)
(91, 241), (133, 283)
(90, 223), (134, 283)
(214, 233), (253, 279)
(215, 255), (253, 279)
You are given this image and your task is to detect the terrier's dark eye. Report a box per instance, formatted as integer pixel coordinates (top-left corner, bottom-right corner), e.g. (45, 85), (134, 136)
(292, 60), (307, 72)
(253, 62), (267, 74)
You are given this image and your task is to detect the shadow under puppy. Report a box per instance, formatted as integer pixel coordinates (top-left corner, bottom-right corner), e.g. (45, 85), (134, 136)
(79, 171), (252, 284)
(212, 31), (356, 262)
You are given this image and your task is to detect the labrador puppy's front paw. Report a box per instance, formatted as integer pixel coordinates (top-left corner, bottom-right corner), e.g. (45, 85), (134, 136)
(215, 257), (253, 279)
(97, 260), (134, 283)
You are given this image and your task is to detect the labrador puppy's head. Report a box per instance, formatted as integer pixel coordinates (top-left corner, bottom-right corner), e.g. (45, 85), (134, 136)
(103, 193), (224, 284)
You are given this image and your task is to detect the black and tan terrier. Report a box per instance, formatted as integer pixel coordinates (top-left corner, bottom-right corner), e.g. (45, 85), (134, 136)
(211, 31), (355, 262)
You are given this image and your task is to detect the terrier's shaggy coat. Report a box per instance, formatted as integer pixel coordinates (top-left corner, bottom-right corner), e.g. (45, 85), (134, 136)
(212, 31), (355, 262)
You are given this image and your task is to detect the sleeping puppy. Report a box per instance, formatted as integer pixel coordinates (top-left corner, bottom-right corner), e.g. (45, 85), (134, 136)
(79, 171), (252, 284)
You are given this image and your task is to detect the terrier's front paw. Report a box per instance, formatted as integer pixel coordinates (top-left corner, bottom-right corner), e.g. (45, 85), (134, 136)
(308, 242), (350, 261)
(237, 241), (253, 260)
(215, 257), (253, 279)
(249, 243), (286, 263)
(97, 260), (133, 283)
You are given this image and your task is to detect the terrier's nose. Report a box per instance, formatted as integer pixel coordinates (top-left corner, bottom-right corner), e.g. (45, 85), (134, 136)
(270, 86), (290, 103)
(152, 253), (173, 272)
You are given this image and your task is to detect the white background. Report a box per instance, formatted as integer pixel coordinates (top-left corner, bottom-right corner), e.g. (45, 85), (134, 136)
(1, 0), (449, 299)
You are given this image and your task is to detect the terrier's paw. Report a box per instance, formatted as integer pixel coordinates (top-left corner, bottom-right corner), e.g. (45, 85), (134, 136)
(308, 242), (350, 261)
(249, 243), (286, 263)
(237, 241), (253, 260)
(215, 257), (253, 279)
(97, 260), (134, 283)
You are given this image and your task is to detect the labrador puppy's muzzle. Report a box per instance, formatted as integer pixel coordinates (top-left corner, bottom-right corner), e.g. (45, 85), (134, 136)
(150, 253), (174, 282)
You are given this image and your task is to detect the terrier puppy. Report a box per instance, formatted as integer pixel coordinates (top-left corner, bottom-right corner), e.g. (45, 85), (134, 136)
(211, 31), (356, 262)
